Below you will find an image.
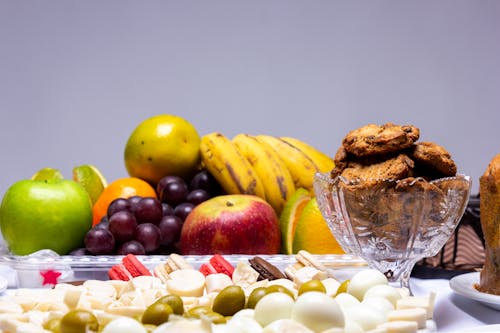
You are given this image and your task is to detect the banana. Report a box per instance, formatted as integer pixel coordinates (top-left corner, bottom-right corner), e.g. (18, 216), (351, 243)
(256, 135), (324, 193)
(200, 132), (266, 198)
(233, 134), (296, 215)
(280, 136), (335, 173)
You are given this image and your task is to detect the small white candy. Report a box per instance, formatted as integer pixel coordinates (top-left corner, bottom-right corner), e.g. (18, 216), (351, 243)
(291, 291), (345, 332)
(321, 278), (341, 297)
(347, 269), (388, 301)
(263, 319), (313, 333)
(335, 292), (360, 309)
(152, 319), (212, 333)
(344, 319), (365, 333)
(225, 315), (264, 333)
(166, 269), (206, 297)
(364, 285), (402, 307)
(378, 320), (418, 333)
(362, 296), (395, 316)
(205, 273), (233, 294)
(232, 308), (256, 320)
(254, 292), (294, 327)
(320, 320), (364, 333)
(102, 317), (147, 333)
(342, 304), (386, 331)
(388, 308), (427, 329)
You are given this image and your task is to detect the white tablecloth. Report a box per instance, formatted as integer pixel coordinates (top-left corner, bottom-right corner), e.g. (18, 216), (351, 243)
(411, 278), (500, 332)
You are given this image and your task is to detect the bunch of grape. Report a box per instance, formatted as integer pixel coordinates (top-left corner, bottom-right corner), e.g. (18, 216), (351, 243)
(74, 170), (222, 255)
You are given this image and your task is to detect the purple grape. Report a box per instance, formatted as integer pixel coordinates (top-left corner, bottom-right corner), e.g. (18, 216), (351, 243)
(94, 216), (109, 229)
(157, 176), (184, 195)
(127, 195), (143, 214)
(108, 210), (137, 243)
(186, 189), (210, 205)
(117, 240), (146, 255)
(107, 198), (130, 218)
(189, 170), (222, 194)
(134, 197), (163, 224)
(84, 228), (115, 255)
(162, 203), (175, 216)
(158, 215), (183, 247)
(135, 223), (161, 253)
(157, 178), (188, 206)
(174, 202), (195, 221)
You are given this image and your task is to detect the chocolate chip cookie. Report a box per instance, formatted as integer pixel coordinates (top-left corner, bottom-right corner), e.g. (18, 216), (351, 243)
(339, 154), (415, 181)
(411, 141), (457, 177)
(342, 123), (420, 157)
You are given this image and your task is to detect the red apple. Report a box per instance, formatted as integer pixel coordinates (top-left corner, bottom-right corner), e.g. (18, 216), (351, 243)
(180, 194), (281, 255)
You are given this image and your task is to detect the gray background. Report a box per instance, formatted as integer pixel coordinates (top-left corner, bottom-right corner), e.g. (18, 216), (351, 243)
(1, 0), (499, 200)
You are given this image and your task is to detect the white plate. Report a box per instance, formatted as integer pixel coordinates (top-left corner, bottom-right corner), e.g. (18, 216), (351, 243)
(449, 272), (500, 311)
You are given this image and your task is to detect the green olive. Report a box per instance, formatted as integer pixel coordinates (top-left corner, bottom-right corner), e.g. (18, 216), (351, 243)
(185, 305), (212, 319)
(298, 279), (327, 295)
(265, 284), (294, 299)
(200, 311), (227, 324)
(59, 309), (98, 333)
(154, 295), (184, 315)
(43, 317), (61, 333)
(212, 285), (245, 316)
(246, 287), (267, 309)
(142, 302), (173, 326)
(335, 279), (350, 296)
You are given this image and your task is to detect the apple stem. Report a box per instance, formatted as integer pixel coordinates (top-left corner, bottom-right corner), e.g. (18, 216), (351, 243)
(226, 201), (234, 207)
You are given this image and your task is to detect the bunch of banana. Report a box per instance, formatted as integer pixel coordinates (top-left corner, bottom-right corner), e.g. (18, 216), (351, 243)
(200, 132), (335, 215)
(200, 132), (266, 199)
(233, 134), (296, 215)
(256, 135), (334, 192)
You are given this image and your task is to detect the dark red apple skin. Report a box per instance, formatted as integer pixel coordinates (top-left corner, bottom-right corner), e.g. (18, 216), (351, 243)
(180, 194), (281, 255)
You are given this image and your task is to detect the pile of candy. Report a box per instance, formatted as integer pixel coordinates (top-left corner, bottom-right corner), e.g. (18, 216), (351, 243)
(0, 252), (436, 333)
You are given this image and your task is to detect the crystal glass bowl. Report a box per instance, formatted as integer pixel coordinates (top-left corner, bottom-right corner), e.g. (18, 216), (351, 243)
(314, 173), (472, 290)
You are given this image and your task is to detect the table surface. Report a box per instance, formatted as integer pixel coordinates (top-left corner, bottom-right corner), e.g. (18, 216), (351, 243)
(411, 277), (500, 332)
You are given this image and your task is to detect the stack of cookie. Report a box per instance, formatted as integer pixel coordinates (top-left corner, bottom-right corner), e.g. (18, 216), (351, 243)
(331, 122), (457, 181)
(328, 123), (468, 249)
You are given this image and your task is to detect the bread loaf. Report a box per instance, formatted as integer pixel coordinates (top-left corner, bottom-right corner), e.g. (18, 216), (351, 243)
(478, 154), (500, 295)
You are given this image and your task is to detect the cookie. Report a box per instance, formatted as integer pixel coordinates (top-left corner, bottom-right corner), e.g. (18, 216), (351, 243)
(340, 154), (415, 181)
(331, 146), (349, 178)
(342, 123), (420, 157)
(248, 256), (286, 281)
(410, 141), (457, 178)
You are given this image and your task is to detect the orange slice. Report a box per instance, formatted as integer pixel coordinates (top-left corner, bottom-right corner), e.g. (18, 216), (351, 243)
(292, 197), (345, 254)
(279, 188), (311, 254)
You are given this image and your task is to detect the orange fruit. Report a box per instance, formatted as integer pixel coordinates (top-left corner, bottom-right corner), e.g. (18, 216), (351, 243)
(279, 188), (311, 254)
(124, 114), (201, 185)
(292, 197), (345, 254)
(92, 177), (157, 226)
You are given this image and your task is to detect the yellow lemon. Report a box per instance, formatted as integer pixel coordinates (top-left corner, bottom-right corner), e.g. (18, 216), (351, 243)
(292, 197), (345, 254)
(124, 114), (201, 185)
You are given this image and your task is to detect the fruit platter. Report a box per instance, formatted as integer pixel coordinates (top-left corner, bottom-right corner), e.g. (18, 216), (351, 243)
(0, 117), (467, 332)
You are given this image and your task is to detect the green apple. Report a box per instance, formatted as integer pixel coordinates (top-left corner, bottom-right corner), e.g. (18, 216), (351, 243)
(0, 179), (93, 255)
